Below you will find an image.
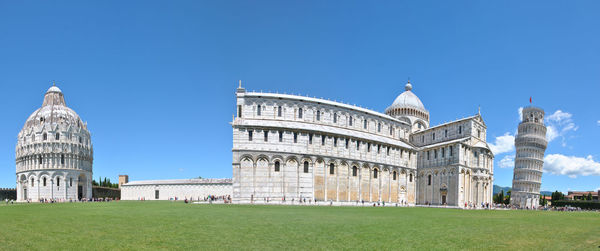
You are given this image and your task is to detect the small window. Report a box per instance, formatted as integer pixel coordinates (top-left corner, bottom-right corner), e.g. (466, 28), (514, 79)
(459, 126), (462, 134)
(373, 169), (378, 179)
(432, 133), (435, 140)
(409, 173), (413, 182)
(422, 135), (424, 143)
(316, 110), (321, 121)
(377, 144), (381, 153)
(442, 148), (445, 158)
(57, 178), (60, 187)
(308, 133), (313, 144)
(248, 130), (253, 141)
(38, 156), (42, 164)
(333, 113), (337, 123)
(356, 140), (360, 151)
(298, 108), (303, 118)
(55, 133), (60, 140)
(445, 129), (448, 137)
(418, 123), (422, 129)
(334, 137), (337, 147)
(264, 131), (268, 142)
(31, 178), (34, 187)
(274, 161), (280, 172)
(377, 123), (381, 132)
(387, 147), (390, 156)
(61, 154), (65, 165)
(238, 105), (242, 118)
(434, 149), (438, 159)
(321, 135), (326, 146)
(279, 131), (283, 142)
(257, 105), (261, 116)
(155, 190), (160, 199)
(478, 130), (481, 138)
(393, 171), (397, 180)
(349, 116), (353, 126)
(352, 166), (357, 177)
(70, 178), (73, 187)
(277, 106), (282, 117)
(428, 175), (432, 185)
(304, 161), (309, 173)
(450, 146), (453, 156)
(43, 177), (47, 187)
(390, 127), (393, 135)
(367, 143), (371, 152)
(43, 133), (47, 141)
(427, 151), (430, 160)
(345, 138), (349, 149)
(329, 163), (335, 175)
(79, 136), (82, 143)
(363, 119), (367, 129)
(293, 132), (298, 143)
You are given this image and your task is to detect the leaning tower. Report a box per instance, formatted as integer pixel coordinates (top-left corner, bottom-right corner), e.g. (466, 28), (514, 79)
(510, 106), (547, 208)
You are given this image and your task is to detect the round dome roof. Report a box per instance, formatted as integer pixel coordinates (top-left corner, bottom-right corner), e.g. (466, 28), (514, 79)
(389, 82), (426, 111)
(47, 85), (62, 93)
(20, 85), (86, 131)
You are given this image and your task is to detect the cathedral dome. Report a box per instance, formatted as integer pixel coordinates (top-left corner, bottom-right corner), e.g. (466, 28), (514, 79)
(389, 82), (426, 111)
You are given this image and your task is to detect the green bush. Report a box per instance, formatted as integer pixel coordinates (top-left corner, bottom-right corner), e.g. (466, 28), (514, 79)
(552, 200), (600, 210)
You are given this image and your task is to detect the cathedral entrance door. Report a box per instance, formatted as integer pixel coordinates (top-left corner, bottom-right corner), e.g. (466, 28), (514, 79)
(23, 188), (27, 201)
(78, 186), (83, 200)
(441, 195), (446, 205)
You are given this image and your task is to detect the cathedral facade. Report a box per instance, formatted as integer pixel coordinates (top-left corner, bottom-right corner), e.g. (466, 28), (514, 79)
(15, 85), (93, 202)
(232, 81), (494, 207)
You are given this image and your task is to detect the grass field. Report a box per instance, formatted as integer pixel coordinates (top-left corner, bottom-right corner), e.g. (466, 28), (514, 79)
(0, 202), (599, 250)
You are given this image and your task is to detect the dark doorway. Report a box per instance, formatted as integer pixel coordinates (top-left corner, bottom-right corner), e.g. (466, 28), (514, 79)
(442, 195), (447, 205)
(78, 186), (83, 200)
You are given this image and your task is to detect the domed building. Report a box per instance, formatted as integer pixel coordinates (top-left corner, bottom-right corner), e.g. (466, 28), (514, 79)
(15, 85), (93, 202)
(231, 80), (494, 207)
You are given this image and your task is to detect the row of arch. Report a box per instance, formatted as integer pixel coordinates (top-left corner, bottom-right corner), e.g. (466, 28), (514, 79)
(386, 107), (429, 122)
(16, 171), (91, 201)
(234, 153), (417, 204)
(16, 153), (93, 173)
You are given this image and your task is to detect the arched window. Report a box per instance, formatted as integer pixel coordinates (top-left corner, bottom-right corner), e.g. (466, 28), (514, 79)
(293, 132), (298, 143)
(248, 130), (253, 141)
(277, 106), (282, 117)
(274, 161), (280, 172)
(316, 110), (321, 121)
(393, 171), (397, 180)
(329, 163), (335, 175)
(43, 177), (47, 187)
(264, 131), (269, 142)
(298, 108), (303, 118)
(349, 116), (353, 126)
(303, 161), (309, 173)
(38, 156), (42, 165)
(428, 175), (432, 185)
(373, 169), (378, 179)
(363, 119), (367, 129)
(352, 166), (357, 177)
(55, 133), (60, 140)
(43, 133), (47, 141)
(459, 126), (462, 134)
(61, 154), (65, 165)
(69, 178), (73, 187)
(257, 105), (261, 116)
(377, 122), (381, 132)
(56, 178), (60, 187)
(333, 113), (337, 123)
(409, 173), (413, 182)
(31, 178), (34, 187)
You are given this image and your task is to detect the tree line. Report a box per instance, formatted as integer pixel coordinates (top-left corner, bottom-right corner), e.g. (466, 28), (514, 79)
(92, 176), (119, 189)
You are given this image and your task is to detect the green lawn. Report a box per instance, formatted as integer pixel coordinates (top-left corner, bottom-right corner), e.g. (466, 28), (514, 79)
(0, 202), (598, 250)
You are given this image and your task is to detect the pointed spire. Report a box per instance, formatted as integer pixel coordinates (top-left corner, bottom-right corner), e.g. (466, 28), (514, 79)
(239, 80), (242, 88)
(478, 105), (481, 115)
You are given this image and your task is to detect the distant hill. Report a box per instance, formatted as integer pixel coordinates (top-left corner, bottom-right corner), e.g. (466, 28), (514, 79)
(493, 185), (511, 194)
(493, 185), (553, 196)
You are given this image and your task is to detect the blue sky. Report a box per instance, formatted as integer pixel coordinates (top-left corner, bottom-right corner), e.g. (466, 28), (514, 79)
(1, 1), (598, 192)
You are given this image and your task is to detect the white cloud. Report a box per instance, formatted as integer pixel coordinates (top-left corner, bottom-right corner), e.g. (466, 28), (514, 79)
(518, 107), (523, 121)
(489, 133), (515, 155)
(543, 154), (600, 178)
(544, 110), (578, 146)
(597, 120), (600, 126)
(498, 155), (515, 168)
